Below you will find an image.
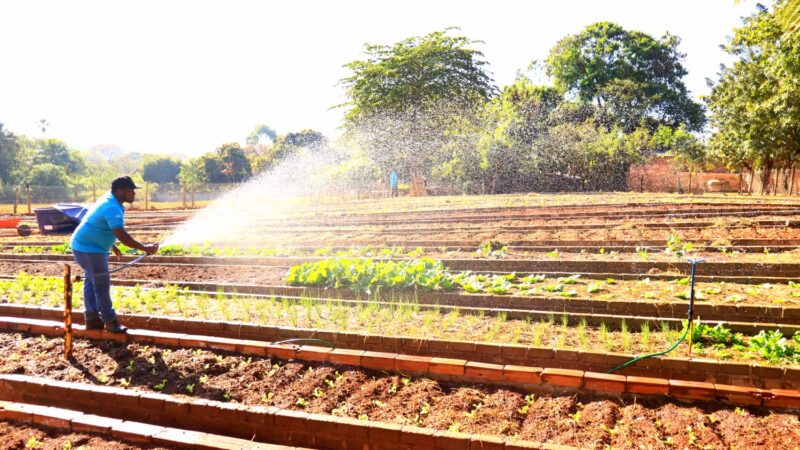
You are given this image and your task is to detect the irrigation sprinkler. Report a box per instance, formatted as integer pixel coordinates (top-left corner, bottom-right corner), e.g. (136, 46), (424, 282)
(63, 264), (73, 359)
(606, 257), (705, 374)
(686, 257), (705, 356)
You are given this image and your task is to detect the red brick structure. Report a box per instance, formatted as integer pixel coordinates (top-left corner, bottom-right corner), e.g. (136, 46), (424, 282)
(627, 156), (741, 193)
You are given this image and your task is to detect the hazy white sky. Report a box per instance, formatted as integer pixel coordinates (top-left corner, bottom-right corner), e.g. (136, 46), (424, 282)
(0, 0), (760, 157)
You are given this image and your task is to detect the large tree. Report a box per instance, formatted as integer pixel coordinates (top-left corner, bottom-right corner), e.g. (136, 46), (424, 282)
(0, 124), (20, 187)
(546, 22), (705, 132)
(201, 143), (252, 183)
(142, 155), (182, 184)
(340, 29), (495, 183)
(34, 138), (85, 176)
(706, 1), (800, 193)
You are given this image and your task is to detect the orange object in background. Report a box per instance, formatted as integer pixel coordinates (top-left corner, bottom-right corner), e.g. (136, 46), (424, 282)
(0, 217), (21, 228)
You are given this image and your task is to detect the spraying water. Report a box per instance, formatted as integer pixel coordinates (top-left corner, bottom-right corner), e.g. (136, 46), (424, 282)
(162, 148), (347, 247)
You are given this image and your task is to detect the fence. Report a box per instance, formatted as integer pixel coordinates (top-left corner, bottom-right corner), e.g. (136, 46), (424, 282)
(0, 180), (428, 213)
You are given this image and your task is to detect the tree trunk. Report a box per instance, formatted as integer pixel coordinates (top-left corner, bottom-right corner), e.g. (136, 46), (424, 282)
(738, 170), (743, 195)
(748, 169), (754, 195)
(790, 166), (796, 196)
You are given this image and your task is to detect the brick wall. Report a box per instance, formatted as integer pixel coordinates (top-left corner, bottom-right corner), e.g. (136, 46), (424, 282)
(628, 157), (741, 194)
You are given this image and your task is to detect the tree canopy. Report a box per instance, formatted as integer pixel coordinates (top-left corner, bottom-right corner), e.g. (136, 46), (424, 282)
(706, 1), (800, 192)
(546, 22), (705, 132)
(340, 28), (495, 122)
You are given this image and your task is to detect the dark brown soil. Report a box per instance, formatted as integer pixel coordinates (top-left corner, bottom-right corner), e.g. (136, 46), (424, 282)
(2, 331), (797, 449)
(0, 419), (171, 450)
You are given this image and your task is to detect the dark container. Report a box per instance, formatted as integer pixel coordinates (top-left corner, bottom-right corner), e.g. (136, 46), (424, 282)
(34, 203), (87, 235)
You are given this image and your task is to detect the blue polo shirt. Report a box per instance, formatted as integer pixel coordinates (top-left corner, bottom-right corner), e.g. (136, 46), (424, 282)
(70, 192), (125, 253)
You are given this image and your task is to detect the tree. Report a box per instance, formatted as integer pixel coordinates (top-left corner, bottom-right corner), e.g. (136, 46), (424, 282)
(178, 157), (206, 188)
(252, 130), (328, 173)
(340, 28), (495, 120)
(142, 155), (182, 184)
(546, 22), (705, 132)
(653, 125), (706, 192)
(31, 138), (85, 176)
(707, 1), (800, 194)
(245, 124), (277, 146)
(474, 78), (562, 193)
(25, 163), (69, 186)
(201, 143), (253, 183)
(340, 29), (495, 183)
(0, 124), (20, 187)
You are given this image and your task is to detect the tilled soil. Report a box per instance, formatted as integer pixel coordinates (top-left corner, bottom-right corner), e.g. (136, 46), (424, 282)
(0, 261), (288, 285)
(1, 331), (798, 449)
(0, 419), (171, 450)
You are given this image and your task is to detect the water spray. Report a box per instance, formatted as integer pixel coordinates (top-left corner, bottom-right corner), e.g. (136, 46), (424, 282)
(606, 257), (705, 374)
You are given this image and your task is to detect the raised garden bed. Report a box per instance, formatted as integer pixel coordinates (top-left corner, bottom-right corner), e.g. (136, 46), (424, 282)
(1, 327), (799, 449)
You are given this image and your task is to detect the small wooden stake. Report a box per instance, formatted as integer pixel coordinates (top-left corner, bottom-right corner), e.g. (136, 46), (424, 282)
(145, 183), (149, 210)
(13, 188), (19, 214)
(26, 186), (31, 214)
(64, 264), (73, 358)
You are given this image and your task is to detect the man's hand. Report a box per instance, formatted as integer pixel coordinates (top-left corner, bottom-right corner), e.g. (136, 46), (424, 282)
(143, 244), (159, 256)
(112, 246), (123, 261)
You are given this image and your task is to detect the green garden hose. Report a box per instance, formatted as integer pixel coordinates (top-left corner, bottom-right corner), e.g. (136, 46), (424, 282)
(606, 258), (704, 374)
(272, 338), (336, 348)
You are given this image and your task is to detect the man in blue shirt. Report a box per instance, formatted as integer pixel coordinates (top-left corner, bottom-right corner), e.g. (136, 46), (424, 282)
(71, 176), (159, 333)
(389, 171), (399, 197)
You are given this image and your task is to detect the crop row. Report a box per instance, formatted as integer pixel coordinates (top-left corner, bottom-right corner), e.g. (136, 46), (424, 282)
(2, 273), (799, 367)
(1, 330), (800, 449)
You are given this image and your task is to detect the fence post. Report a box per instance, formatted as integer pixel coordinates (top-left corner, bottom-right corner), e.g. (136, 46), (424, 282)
(13, 188), (19, 214)
(63, 264), (73, 359)
(191, 184), (196, 208)
(26, 186), (31, 214)
(145, 183), (149, 210)
(92, 183), (96, 202)
(182, 185), (187, 208)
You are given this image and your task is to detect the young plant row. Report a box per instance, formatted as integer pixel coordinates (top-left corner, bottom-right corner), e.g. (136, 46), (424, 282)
(285, 257), (800, 306)
(2, 273), (799, 366)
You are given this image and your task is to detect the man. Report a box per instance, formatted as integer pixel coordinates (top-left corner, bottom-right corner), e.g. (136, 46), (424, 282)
(389, 171), (399, 197)
(71, 176), (159, 333)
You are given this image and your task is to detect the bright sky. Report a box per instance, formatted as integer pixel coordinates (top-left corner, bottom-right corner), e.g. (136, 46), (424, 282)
(0, 0), (760, 158)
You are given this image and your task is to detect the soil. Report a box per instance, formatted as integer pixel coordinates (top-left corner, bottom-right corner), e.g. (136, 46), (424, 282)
(0, 419), (171, 450)
(0, 261), (288, 286)
(1, 331), (798, 450)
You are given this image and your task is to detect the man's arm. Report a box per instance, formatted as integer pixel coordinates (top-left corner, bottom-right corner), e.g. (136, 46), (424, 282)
(112, 228), (159, 255)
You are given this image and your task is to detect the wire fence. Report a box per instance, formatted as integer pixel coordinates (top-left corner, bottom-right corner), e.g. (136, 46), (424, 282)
(0, 181), (448, 213)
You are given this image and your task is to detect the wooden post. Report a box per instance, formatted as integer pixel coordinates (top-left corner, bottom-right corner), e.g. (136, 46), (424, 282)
(73, 186), (79, 202)
(63, 264), (73, 359)
(144, 183), (149, 210)
(182, 185), (187, 209)
(26, 186), (31, 214)
(790, 166), (796, 196)
(191, 184), (196, 208)
(13, 188), (18, 214)
(92, 183), (97, 202)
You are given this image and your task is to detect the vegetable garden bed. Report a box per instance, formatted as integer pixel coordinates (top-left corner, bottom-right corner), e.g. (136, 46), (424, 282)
(1, 328), (799, 449)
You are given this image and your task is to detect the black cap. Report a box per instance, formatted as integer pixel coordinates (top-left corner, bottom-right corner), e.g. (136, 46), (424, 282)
(111, 176), (140, 191)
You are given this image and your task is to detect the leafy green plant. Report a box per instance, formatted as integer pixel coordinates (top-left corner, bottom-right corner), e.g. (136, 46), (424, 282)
(559, 274), (581, 285)
(749, 330), (797, 364)
(286, 257), (457, 294)
(542, 283), (564, 293)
